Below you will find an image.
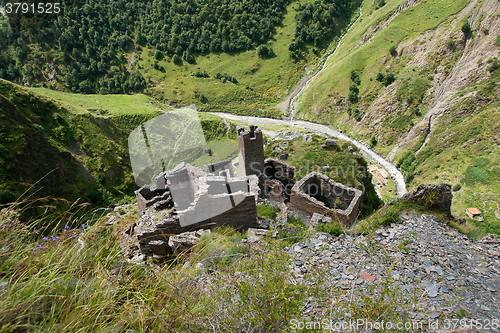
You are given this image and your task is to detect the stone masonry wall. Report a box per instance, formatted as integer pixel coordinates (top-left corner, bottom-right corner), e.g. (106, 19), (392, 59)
(289, 172), (362, 225)
(237, 125), (264, 177)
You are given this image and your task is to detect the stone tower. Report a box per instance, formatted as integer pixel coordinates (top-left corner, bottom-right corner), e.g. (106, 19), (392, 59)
(237, 125), (264, 176)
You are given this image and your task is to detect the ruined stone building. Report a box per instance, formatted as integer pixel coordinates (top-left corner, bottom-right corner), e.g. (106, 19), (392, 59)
(290, 172), (362, 225)
(128, 124), (363, 259)
(237, 125), (265, 176)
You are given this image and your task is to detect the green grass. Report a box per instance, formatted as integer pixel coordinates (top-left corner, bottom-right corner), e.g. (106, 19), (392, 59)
(410, 102), (500, 237)
(295, 0), (469, 129)
(0, 204), (417, 331)
(257, 204), (281, 220)
(0, 79), (240, 219)
(29, 88), (170, 115)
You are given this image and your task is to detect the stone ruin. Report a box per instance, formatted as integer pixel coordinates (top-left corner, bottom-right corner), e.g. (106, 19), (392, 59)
(124, 161), (259, 261)
(290, 172), (362, 225)
(125, 124), (363, 260)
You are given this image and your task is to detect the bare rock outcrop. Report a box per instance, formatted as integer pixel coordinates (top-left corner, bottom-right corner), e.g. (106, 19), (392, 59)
(401, 183), (452, 215)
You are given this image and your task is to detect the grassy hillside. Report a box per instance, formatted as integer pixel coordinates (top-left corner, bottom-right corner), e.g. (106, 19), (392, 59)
(0, 79), (239, 221)
(295, 0), (469, 130)
(292, 0), (500, 236)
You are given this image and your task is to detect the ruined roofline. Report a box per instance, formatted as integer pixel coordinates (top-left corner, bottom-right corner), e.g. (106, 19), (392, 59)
(237, 124), (262, 140)
(291, 172), (363, 216)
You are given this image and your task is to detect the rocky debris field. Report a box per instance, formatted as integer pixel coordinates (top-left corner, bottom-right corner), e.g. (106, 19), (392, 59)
(286, 213), (500, 329)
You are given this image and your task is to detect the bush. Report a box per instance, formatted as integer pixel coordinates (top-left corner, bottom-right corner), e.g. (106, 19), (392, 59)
(487, 57), (499, 73)
(452, 184), (462, 191)
(350, 70), (361, 86)
(389, 45), (397, 57)
(256, 45), (274, 58)
(461, 21), (471, 35)
(199, 94), (208, 104)
(172, 54), (182, 65)
(370, 136), (378, 148)
(446, 38), (455, 50)
(380, 206), (400, 226)
(376, 0), (385, 9)
(383, 72), (396, 86)
(316, 220), (342, 236)
(376, 72), (384, 82)
(496, 35), (500, 46)
(154, 50), (163, 61)
(0, 190), (16, 205)
(348, 90), (358, 103)
(481, 28), (489, 35)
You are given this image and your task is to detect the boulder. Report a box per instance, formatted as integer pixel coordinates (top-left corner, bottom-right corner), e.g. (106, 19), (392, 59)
(401, 184), (452, 216)
(302, 135), (313, 144)
(169, 232), (200, 255)
(321, 139), (337, 149)
(279, 153), (289, 160)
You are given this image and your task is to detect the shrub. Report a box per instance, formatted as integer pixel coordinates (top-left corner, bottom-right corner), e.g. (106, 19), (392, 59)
(376, 0), (385, 9)
(370, 136), (378, 148)
(0, 190), (16, 205)
(257, 205), (280, 219)
(487, 57), (499, 73)
(380, 206), (400, 226)
(348, 90), (358, 103)
(316, 220), (342, 236)
(350, 70), (361, 85)
(172, 54), (182, 65)
(383, 72), (396, 86)
(481, 28), (489, 35)
(496, 35), (500, 46)
(256, 45), (274, 58)
(154, 50), (163, 60)
(452, 184), (462, 191)
(461, 21), (471, 35)
(376, 72), (385, 82)
(446, 38), (455, 50)
(199, 94), (208, 104)
(389, 45), (397, 57)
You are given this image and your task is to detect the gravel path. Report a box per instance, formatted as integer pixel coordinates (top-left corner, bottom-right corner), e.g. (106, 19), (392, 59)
(209, 112), (408, 198)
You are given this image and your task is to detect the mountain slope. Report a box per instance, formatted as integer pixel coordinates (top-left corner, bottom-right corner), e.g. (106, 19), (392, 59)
(292, 0), (500, 236)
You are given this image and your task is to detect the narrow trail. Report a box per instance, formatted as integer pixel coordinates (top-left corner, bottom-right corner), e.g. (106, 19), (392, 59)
(287, 0), (365, 121)
(127, 44), (136, 73)
(209, 112), (408, 198)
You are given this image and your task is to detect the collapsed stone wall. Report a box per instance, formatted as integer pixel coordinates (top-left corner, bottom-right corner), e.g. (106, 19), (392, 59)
(290, 172), (362, 225)
(204, 158), (235, 178)
(262, 158), (296, 202)
(129, 163), (259, 259)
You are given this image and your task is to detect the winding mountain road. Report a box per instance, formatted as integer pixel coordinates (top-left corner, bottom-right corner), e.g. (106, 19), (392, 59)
(209, 112), (408, 198)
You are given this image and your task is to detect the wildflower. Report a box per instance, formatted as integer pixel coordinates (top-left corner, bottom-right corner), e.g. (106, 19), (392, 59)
(36, 244), (42, 249)
(43, 237), (48, 241)
(59, 296), (65, 300)
(64, 226), (70, 230)
(58, 252), (62, 255)
(32, 250), (36, 254)
(72, 235), (77, 239)
(1, 225), (6, 228)
(52, 236), (59, 241)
